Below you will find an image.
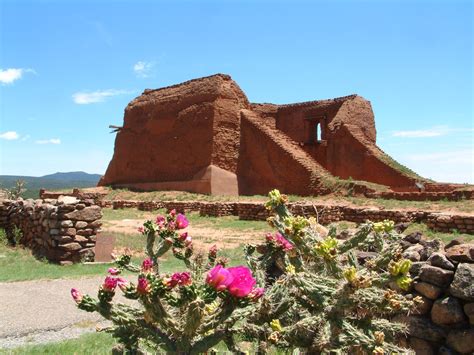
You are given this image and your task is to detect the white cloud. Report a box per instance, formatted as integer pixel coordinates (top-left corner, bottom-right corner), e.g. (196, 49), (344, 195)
(407, 149), (473, 165)
(392, 125), (473, 138)
(0, 68), (35, 84)
(133, 61), (154, 78)
(0, 131), (20, 140)
(35, 138), (61, 145)
(392, 126), (449, 138)
(72, 89), (133, 104)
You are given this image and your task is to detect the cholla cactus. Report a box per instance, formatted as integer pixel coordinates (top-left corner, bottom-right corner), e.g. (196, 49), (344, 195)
(72, 195), (418, 354)
(72, 209), (265, 354)
(242, 189), (418, 354)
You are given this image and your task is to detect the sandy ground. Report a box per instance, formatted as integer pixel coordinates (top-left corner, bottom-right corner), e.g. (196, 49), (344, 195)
(102, 217), (266, 253)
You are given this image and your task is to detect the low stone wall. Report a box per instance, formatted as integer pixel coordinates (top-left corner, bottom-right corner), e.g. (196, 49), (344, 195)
(396, 235), (474, 354)
(0, 197), (102, 264)
(366, 190), (473, 201)
(106, 200), (474, 234)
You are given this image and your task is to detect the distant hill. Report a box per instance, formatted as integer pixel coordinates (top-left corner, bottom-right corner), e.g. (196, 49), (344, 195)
(0, 171), (102, 199)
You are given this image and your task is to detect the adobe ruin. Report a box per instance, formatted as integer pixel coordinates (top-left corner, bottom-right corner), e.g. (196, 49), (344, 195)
(99, 74), (455, 196)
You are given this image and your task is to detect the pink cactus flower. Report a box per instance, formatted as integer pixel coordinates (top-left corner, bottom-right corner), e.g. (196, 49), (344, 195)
(227, 266), (257, 298)
(206, 265), (234, 291)
(71, 288), (83, 303)
(137, 277), (150, 295)
(102, 276), (118, 292)
(142, 258), (154, 272)
(155, 215), (165, 225)
(208, 244), (218, 259)
(169, 209), (177, 217)
(116, 277), (127, 287)
(118, 279), (130, 292)
(184, 236), (192, 246)
(265, 233), (274, 242)
(108, 267), (120, 275)
(179, 232), (188, 241)
(167, 221), (176, 231)
(274, 233), (293, 251)
(137, 226), (145, 234)
(175, 213), (189, 229)
(168, 272), (192, 287)
(248, 287), (265, 301)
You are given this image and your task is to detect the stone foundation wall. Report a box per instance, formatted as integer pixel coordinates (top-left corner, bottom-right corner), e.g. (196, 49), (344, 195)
(396, 234), (473, 354)
(104, 200), (474, 234)
(0, 197), (102, 264)
(366, 190), (473, 201)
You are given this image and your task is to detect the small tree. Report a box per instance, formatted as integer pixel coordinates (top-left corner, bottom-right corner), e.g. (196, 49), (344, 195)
(7, 179), (26, 199)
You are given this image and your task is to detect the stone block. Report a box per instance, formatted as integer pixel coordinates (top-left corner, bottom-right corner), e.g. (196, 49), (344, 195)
(419, 265), (454, 287)
(427, 252), (455, 270)
(431, 297), (466, 326)
(65, 206), (102, 221)
(449, 263), (474, 301)
(414, 282), (443, 300)
(58, 242), (82, 251)
(445, 244), (474, 263)
(446, 328), (474, 354)
(75, 221), (88, 229)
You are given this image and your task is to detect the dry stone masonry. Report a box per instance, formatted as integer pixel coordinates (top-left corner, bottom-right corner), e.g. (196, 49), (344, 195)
(0, 196), (102, 264)
(394, 234), (474, 354)
(104, 199), (474, 234)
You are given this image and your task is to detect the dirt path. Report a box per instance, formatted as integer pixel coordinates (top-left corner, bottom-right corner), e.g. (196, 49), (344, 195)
(0, 277), (136, 348)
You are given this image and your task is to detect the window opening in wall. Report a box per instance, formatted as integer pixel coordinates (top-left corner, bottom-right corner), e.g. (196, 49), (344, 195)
(315, 122), (321, 141)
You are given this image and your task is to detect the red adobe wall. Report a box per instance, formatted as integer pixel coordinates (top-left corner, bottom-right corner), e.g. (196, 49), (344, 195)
(100, 75), (247, 187)
(276, 95), (420, 189)
(237, 110), (332, 196)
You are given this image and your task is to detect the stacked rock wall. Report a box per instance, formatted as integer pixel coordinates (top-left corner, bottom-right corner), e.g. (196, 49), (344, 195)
(104, 200), (474, 234)
(396, 234), (474, 354)
(0, 197), (102, 264)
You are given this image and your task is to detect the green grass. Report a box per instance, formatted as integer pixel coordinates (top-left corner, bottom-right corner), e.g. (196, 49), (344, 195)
(403, 223), (474, 244)
(0, 244), (114, 283)
(187, 212), (269, 232)
(0, 227), (247, 282)
(0, 331), (287, 354)
(0, 331), (116, 355)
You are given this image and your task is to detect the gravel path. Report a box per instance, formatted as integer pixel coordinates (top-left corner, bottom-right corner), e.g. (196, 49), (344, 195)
(0, 276), (135, 349)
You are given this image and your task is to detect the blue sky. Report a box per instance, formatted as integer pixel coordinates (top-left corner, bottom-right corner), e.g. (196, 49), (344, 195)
(0, 0), (472, 183)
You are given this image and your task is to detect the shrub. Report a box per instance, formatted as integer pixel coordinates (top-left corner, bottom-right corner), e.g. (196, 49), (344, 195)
(72, 190), (418, 354)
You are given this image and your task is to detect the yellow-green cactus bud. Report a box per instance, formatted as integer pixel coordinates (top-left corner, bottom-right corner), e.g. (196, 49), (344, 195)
(270, 319), (282, 332)
(286, 264), (296, 274)
(396, 275), (412, 291)
(398, 259), (412, 275)
(265, 189), (288, 210)
(373, 219), (394, 234)
(343, 266), (357, 283)
(314, 236), (338, 260)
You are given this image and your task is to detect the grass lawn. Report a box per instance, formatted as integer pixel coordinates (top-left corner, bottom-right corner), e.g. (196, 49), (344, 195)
(403, 222), (474, 244)
(0, 332), (116, 355)
(0, 331), (278, 355)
